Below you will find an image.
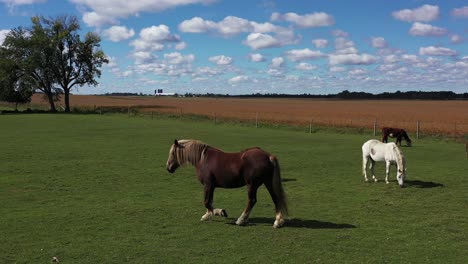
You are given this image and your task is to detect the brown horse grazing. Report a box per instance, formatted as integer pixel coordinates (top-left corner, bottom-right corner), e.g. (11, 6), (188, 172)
(381, 127), (412, 147)
(166, 139), (288, 228)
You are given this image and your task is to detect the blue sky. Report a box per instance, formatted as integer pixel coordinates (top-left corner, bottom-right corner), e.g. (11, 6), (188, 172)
(0, 0), (467, 95)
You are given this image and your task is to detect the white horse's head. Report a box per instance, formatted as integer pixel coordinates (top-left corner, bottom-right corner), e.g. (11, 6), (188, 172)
(397, 168), (406, 187)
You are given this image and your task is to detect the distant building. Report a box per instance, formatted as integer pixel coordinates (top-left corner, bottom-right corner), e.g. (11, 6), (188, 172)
(155, 89), (175, 96)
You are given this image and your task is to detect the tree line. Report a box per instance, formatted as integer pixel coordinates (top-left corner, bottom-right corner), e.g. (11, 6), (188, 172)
(182, 90), (468, 100)
(0, 16), (108, 112)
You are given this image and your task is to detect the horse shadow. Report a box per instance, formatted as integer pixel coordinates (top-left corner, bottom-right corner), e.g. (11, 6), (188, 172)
(281, 178), (297, 183)
(405, 180), (444, 188)
(225, 217), (356, 229)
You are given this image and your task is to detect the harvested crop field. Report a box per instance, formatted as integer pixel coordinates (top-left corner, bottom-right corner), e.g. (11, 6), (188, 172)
(30, 94), (468, 136)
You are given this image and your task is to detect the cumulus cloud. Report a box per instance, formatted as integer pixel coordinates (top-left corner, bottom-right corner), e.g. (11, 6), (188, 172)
(419, 46), (457, 56)
(349, 68), (367, 75)
(295, 62), (317, 71)
(270, 12), (335, 27)
(392, 4), (439, 22)
(409, 22), (447, 36)
(312, 39), (328, 48)
(331, 30), (349, 37)
(175, 42), (187, 50)
(164, 52), (195, 64)
(270, 57), (284, 68)
(130, 25), (180, 52)
(0, 29), (10, 45)
(334, 37), (358, 54)
(179, 15), (299, 49)
(71, 0), (216, 27)
(103, 26), (135, 42)
(451, 6), (468, 18)
(284, 48), (325, 61)
(249, 53), (265, 62)
(329, 53), (377, 65)
(244, 32), (279, 50)
(371, 37), (387, 48)
(229, 75), (250, 84)
(329, 66), (346, 72)
(450, 34), (463, 44)
(209, 55), (233, 65)
(179, 15), (281, 36)
(132, 51), (157, 64)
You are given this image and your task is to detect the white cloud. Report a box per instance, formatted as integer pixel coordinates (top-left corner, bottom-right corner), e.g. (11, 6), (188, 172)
(249, 53), (265, 62)
(243, 32), (279, 50)
(229, 75), (250, 84)
(409, 22), (447, 36)
(392, 4), (439, 22)
(419, 46), (457, 56)
(209, 55), (233, 65)
(179, 15), (282, 37)
(164, 52), (195, 64)
(175, 42), (187, 50)
(371, 37), (387, 48)
(335, 37), (358, 54)
(270, 57), (284, 68)
(103, 26), (135, 42)
(83, 12), (117, 27)
(0, 29), (10, 45)
(270, 12), (335, 27)
(296, 62), (317, 71)
(312, 39), (328, 48)
(130, 25), (180, 52)
(450, 34), (463, 44)
(284, 48), (325, 61)
(132, 51), (157, 64)
(71, 0), (216, 27)
(349, 68), (367, 75)
(329, 53), (377, 65)
(178, 16), (217, 33)
(451, 6), (468, 18)
(332, 30), (349, 37)
(329, 66), (346, 72)
(180, 15), (299, 49)
(384, 55), (398, 64)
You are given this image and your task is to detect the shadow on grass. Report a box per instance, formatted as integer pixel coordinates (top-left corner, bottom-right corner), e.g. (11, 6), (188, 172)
(226, 217), (356, 229)
(405, 180), (444, 188)
(281, 178), (297, 182)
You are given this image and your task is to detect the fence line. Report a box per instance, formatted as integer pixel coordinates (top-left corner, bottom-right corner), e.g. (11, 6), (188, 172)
(95, 106), (467, 137)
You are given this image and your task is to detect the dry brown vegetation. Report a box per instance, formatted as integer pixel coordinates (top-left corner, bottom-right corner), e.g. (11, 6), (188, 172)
(30, 94), (468, 135)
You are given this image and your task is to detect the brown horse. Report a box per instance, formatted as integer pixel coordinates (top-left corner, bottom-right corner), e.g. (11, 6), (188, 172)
(166, 139), (288, 228)
(382, 127), (412, 147)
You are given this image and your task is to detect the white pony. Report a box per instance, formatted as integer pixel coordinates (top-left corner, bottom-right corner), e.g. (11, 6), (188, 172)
(362, 139), (407, 187)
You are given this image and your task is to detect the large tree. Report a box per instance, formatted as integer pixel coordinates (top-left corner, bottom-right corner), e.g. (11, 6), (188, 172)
(0, 48), (33, 111)
(2, 24), (59, 111)
(45, 16), (108, 112)
(2, 16), (108, 112)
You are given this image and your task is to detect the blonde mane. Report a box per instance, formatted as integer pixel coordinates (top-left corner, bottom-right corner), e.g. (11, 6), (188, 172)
(174, 139), (208, 166)
(393, 145), (406, 170)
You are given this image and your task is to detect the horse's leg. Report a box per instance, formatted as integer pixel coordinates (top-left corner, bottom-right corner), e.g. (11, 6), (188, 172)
(363, 156), (369, 182)
(200, 184), (215, 221)
(236, 184), (258, 226)
(370, 159), (378, 182)
(385, 161), (391, 184)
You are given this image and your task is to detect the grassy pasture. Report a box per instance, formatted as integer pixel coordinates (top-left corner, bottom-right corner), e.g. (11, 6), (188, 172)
(0, 114), (467, 263)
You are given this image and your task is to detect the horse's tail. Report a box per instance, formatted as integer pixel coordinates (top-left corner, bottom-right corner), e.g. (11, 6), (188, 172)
(269, 155), (288, 218)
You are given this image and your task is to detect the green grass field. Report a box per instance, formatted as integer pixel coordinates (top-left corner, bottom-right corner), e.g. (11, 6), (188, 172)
(1, 114), (467, 263)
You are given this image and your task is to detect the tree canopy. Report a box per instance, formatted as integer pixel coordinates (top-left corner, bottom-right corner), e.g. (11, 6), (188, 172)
(0, 15), (108, 112)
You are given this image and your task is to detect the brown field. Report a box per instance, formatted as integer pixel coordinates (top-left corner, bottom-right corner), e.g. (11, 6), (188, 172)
(27, 94), (468, 136)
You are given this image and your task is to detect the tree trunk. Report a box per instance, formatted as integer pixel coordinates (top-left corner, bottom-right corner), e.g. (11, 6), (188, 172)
(64, 89), (70, 112)
(47, 92), (57, 112)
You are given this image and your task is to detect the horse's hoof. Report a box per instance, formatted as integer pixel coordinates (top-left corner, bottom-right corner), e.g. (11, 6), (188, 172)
(220, 209), (228, 218)
(386, 181), (389, 184)
(273, 219), (285, 228)
(236, 219), (248, 226)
